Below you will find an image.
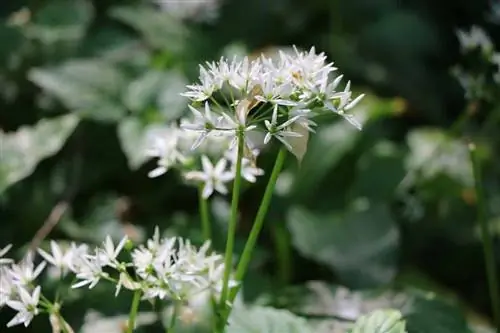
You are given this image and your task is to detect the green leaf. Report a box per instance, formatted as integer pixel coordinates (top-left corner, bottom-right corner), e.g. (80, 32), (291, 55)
(25, 0), (93, 43)
(287, 204), (400, 288)
(351, 140), (405, 201)
(351, 309), (407, 333)
(29, 60), (127, 122)
(290, 120), (360, 199)
(0, 114), (79, 194)
(0, 26), (23, 68)
(227, 306), (312, 333)
(109, 6), (188, 53)
(124, 70), (188, 120)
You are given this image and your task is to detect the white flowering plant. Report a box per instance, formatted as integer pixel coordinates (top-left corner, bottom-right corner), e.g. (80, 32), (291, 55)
(0, 46), (365, 333)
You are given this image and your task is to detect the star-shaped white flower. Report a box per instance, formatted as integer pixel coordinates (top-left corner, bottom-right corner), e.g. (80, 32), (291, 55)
(184, 156), (234, 199)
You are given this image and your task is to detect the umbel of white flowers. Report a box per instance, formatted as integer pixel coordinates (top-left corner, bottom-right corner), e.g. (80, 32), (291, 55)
(0, 228), (236, 328)
(147, 46), (365, 198)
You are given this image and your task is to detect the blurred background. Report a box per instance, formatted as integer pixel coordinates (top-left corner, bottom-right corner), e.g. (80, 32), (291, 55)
(1, 0), (499, 332)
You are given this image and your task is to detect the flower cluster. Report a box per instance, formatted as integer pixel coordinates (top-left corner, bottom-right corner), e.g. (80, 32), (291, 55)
(0, 228), (235, 328)
(453, 26), (500, 100)
(147, 47), (364, 198)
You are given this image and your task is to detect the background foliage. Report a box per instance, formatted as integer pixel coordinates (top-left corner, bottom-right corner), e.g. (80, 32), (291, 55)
(0, 0), (499, 332)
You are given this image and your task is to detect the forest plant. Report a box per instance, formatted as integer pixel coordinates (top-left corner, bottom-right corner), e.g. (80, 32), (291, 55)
(0, 46), (365, 332)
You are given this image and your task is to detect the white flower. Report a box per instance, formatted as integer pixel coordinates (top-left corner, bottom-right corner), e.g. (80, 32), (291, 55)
(8, 254), (46, 287)
(264, 104), (302, 151)
(0, 244), (13, 265)
(0, 268), (15, 307)
(224, 148), (264, 183)
(181, 102), (224, 149)
(184, 155), (234, 198)
(146, 126), (185, 178)
(96, 235), (128, 269)
(456, 26), (493, 54)
(37, 241), (69, 272)
(6, 286), (41, 327)
(71, 253), (108, 289)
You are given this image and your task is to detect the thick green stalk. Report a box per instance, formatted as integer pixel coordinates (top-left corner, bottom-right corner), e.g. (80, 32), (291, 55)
(469, 143), (500, 331)
(219, 132), (244, 317)
(227, 147), (287, 306)
(199, 184), (212, 242)
(126, 290), (142, 333)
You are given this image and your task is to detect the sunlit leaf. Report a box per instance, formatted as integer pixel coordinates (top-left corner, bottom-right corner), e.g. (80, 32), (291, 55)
(227, 306), (313, 333)
(29, 60), (127, 122)
(24, 0), (94, 43)
(109, 6), (188, 53)
(350, 309), (407, 333)
(288, 122), (310, 165)
(0, 114), (79, 194)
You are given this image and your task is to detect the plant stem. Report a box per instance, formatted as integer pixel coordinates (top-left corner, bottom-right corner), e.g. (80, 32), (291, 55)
(469, 142), (500, 331)
(227, 147), (287, 306)
(219, 131), (244, 321)
(126, 290), (142, 333)
(199, 184), (212, 242)
(273, 221), (292, 285)
(166, 301), (180, 333)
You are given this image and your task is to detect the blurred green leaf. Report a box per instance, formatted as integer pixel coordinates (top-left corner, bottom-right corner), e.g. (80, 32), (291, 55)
(29, 60), (127, 122)
(124, 69), (188, 120)
(0, 26), (23, 68)
(288, 203), (400, 288)
(350, 309), (407, 333)
(227, 306), (312, 333)
(270, 281), (473, 333)
(0, 114), (79, 195)
(25, 0), (94, 43)
(109, 6), (188, 53)
(351, 140), (405, 201)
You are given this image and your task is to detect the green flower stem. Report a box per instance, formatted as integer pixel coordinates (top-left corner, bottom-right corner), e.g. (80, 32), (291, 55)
(167, 301), (180, 333)
(126, 290), (142, 333)
(273, 221), (292, 285)
(469, 143), (500, 331)
(199, 184), (212, 242)
(227, 147), (287, 306)
(219, 131), (245, 315)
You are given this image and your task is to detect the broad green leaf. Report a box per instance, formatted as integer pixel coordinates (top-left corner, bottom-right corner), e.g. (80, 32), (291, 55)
(287, 204), (400, 288)
(25, 0), (93, 43)
(109, 6), (188, 53)
(0, 114), (79, 194)
(124, 70), (188, 120)
(290, 119), (360, 199)
(29, 60), (127, 122)
(351, 309), (407, 333)
(351, 140), (405, 201)
(290, 95), (395, 200)
(227, 306), (313, 333)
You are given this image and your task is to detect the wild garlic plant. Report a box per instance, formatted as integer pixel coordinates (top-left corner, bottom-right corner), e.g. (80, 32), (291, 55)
(146, 46), (365, 331)
(0, 230), (235, 332)
(452, 25), (500, 101)
(0, 46), (364, 333)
